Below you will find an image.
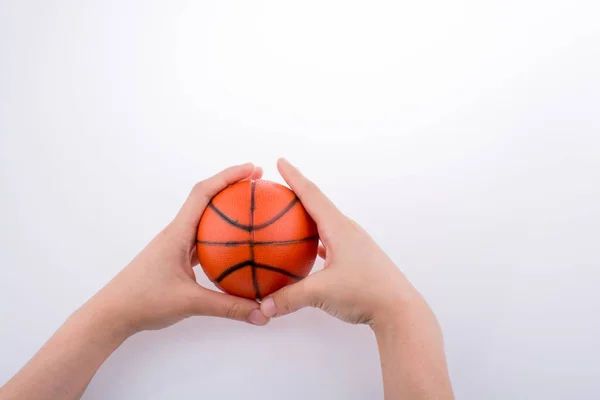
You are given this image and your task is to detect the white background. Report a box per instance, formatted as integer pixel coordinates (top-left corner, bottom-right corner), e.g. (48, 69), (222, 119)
(1, 1), (599, 399)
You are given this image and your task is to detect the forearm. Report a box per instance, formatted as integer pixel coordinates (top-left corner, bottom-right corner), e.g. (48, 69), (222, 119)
(372, 290), (454, 400)
(0, 296), (133, 400)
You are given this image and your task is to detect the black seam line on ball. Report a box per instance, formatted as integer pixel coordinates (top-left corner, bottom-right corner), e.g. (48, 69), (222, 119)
(207, 196), (299, 233)
(208, 203), (252, 232)
(213, 260), (253, 283)
(252, 197), (299, 230)
(250, 181), (260, 301)
(253, 263), (304, 281)
(197, 235), (319, 247)
(212, 261), (305, 285)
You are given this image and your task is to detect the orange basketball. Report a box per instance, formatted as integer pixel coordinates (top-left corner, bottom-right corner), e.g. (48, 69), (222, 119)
(196, 179), (319, 300)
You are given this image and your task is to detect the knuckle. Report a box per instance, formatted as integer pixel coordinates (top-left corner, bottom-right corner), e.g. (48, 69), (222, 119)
(325, 216), (352, 236)
(192, 181), (214, 204)
(279, 289), (294, 314)
(305, 282), (324, 309)
(309, 296), (324, 309)
(346, 219), (364, 237)
(191, 181), (206, 196)
(342, 217), (362, 235)
(226, 302), (241, 320)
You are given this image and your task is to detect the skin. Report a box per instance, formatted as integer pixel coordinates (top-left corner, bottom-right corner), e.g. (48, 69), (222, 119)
(261, 159), (455, 400)
(0, 163), (269, 400)
(0, 159), (454, 400)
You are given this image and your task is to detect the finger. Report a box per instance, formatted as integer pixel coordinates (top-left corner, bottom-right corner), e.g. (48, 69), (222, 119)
(318, 245), (327, 259)
(249, 166), (263, 180)
(190, 287), (270, 326)
(277, 158), (346, 229)
(176, 162), (255, 229)
(260, 275), (320, 318)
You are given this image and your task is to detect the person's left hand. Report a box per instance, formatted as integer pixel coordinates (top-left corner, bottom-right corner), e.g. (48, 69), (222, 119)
(86, 162), (270, 334)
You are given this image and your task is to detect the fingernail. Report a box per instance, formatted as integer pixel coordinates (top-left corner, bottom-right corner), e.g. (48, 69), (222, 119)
(248, 309), (269, 326)
(239, 162), (253, 168)
(261, 297), (277, 318)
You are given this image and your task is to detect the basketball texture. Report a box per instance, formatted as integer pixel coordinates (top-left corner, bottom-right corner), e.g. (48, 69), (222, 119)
(196, 179), (319, 300)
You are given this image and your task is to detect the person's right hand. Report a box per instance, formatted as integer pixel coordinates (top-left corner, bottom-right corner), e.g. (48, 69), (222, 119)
(260, 158), (421, 327)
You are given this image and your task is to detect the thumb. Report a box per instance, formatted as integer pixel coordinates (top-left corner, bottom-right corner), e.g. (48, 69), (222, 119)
(260, 277), (319, 318)
(175, 162), (255, 231)
(191, 287), (270, 326)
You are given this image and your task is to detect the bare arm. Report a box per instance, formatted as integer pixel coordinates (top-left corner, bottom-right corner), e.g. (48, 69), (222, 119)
(260, 158), (454, 400)
(0, 296), (132, 400)
(373, 294), (454, 399)
(0, 163), (269, 400)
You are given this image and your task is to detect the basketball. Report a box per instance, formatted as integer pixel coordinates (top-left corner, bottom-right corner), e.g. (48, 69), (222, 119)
(196, 179), (319, 300)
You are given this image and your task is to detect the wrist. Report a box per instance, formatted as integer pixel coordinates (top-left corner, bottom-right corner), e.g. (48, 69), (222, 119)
(369, 279), (421, 334)
(77, 292), (138, 342)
